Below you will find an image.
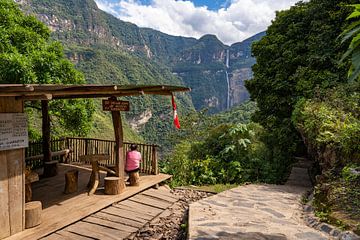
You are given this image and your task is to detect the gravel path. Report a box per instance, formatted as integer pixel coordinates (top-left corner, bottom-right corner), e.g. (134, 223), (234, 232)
(188, 184), (328, 240)
(187, 161), (330, 240)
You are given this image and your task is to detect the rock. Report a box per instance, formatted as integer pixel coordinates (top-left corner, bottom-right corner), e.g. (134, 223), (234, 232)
(304, 204), (313, 212)
(338, 231), (360, 240)
(319, 223), (333, 234)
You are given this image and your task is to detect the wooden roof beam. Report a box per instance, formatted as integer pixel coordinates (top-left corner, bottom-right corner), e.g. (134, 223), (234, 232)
(0, 84), (191, 99)
(31, 85), (118, 92)
(16, 94), (53, 101)
(0, 84), (34, 92)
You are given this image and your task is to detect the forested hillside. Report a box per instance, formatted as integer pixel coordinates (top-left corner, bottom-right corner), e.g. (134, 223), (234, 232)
(0, 0), (94, 139)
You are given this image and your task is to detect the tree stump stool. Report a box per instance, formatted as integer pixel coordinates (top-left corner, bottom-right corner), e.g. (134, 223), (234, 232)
(104, 177), (122, 195)
(64, 170), (79, 194)
(129, 172), (140, 186)
(43, 160), (58, 178)
(25, 201), (42, 229)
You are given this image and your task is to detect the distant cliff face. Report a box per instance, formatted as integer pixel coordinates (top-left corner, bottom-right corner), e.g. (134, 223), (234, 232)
(18, 0), (264, 115)
(170, 32), (265, 113)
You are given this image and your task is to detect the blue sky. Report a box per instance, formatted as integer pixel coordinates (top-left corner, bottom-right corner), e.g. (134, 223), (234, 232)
(95, 0), (300, 45)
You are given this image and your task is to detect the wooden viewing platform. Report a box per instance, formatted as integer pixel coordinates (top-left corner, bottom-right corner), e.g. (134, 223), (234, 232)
(5, 164), (172, 240)
(0, 84), (190, 239)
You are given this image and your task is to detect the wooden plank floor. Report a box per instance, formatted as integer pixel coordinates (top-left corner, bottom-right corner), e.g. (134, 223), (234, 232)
(6, 164), (173, 240)
(41, 187), (179, 240)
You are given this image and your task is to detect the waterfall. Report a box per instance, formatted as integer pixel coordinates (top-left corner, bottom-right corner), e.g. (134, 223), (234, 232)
(226, 49), (230, 68)
(226, 70), (230, 109)
(225, 49), (230, 109)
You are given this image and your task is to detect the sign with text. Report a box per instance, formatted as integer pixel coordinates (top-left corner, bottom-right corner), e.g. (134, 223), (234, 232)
(102, 100), (130, 111)
(0, 113), (28, 151)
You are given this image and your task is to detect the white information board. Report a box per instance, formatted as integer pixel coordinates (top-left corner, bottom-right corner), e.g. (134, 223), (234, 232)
(0, 113), (28, 151)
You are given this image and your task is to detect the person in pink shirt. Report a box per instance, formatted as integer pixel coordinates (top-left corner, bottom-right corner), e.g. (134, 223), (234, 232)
(125, 144), (141, 176)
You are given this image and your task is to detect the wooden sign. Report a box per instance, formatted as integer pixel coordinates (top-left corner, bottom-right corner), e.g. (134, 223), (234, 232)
(102, 100), (130, 111)
(0, 113), (28, 151)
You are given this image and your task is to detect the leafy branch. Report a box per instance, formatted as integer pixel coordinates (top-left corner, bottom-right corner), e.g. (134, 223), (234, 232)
(341, 4), (360, 82)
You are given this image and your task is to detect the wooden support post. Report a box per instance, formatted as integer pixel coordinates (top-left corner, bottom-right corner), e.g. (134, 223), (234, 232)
(151, 145), (159, 175)
(0, 97), (25, 238)
(88, 161), (100, 195)
(43, 160), (58, 178)
(41, 100), (51, 163)
(110, 97), (125, 193)
(42, 100), (56, 177)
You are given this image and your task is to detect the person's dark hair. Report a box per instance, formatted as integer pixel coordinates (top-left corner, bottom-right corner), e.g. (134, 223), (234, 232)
(130, 144), (137, 151)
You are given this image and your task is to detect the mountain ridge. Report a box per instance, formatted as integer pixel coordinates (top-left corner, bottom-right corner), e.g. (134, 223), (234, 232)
(17, 0), (264, 142)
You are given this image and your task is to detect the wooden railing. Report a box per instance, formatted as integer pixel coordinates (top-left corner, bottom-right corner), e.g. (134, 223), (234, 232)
(26, 137), (159, 175)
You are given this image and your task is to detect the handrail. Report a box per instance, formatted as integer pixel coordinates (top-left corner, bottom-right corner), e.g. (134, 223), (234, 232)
(26, 137), (159, 175)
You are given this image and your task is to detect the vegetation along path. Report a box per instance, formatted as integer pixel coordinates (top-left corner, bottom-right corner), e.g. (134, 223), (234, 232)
(188, 159), (329, 240)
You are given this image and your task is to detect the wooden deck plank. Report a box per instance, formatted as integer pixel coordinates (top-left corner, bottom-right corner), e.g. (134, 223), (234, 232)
(56, 230), (93, 240)
(101, 207), (148, 223)
(93, 212), (144, 228)
(40, 233), (65, 240)
(115, 200), (163, 215)
(5, 163), (172, 240)
(130, 195), (171, 209)
(141, 190), (179, 203)
(111, 205), (155, 220)
(83, 216), (137, 233)
(145, 188), (180, 200)
(65, 221), (121, 240)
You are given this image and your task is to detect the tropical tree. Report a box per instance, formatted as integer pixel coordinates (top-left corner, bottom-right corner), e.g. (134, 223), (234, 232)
(341, 4), (360, 81)
(0, 0), (94, 137)
(245, 0), (356, 173)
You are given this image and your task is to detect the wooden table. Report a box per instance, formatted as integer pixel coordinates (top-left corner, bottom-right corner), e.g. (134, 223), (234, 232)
(79, 154), (113, 195)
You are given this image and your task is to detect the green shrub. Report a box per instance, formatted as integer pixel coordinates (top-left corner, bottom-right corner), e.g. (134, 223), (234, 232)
(292, 86), (360, 166)
(162, 121), (285, 186)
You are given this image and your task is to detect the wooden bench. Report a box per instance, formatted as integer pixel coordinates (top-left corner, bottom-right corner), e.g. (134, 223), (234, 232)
(26, 149), (71, 177)
(26, 149), (71, 163)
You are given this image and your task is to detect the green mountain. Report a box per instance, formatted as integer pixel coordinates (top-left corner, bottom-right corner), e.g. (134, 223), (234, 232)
(17, 0), (264, 143)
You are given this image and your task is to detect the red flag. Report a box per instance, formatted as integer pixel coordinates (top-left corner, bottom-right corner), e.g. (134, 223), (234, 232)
(171, 94), (181, 129)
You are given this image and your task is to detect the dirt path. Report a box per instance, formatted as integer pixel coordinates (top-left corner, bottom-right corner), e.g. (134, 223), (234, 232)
(188, 160), (329, 240)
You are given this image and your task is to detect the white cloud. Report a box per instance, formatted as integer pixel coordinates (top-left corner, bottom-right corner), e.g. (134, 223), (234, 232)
(95, 0), (300, 45)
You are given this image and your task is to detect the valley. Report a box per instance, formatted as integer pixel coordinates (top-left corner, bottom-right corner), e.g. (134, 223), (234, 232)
(17, 0), (264, 143)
